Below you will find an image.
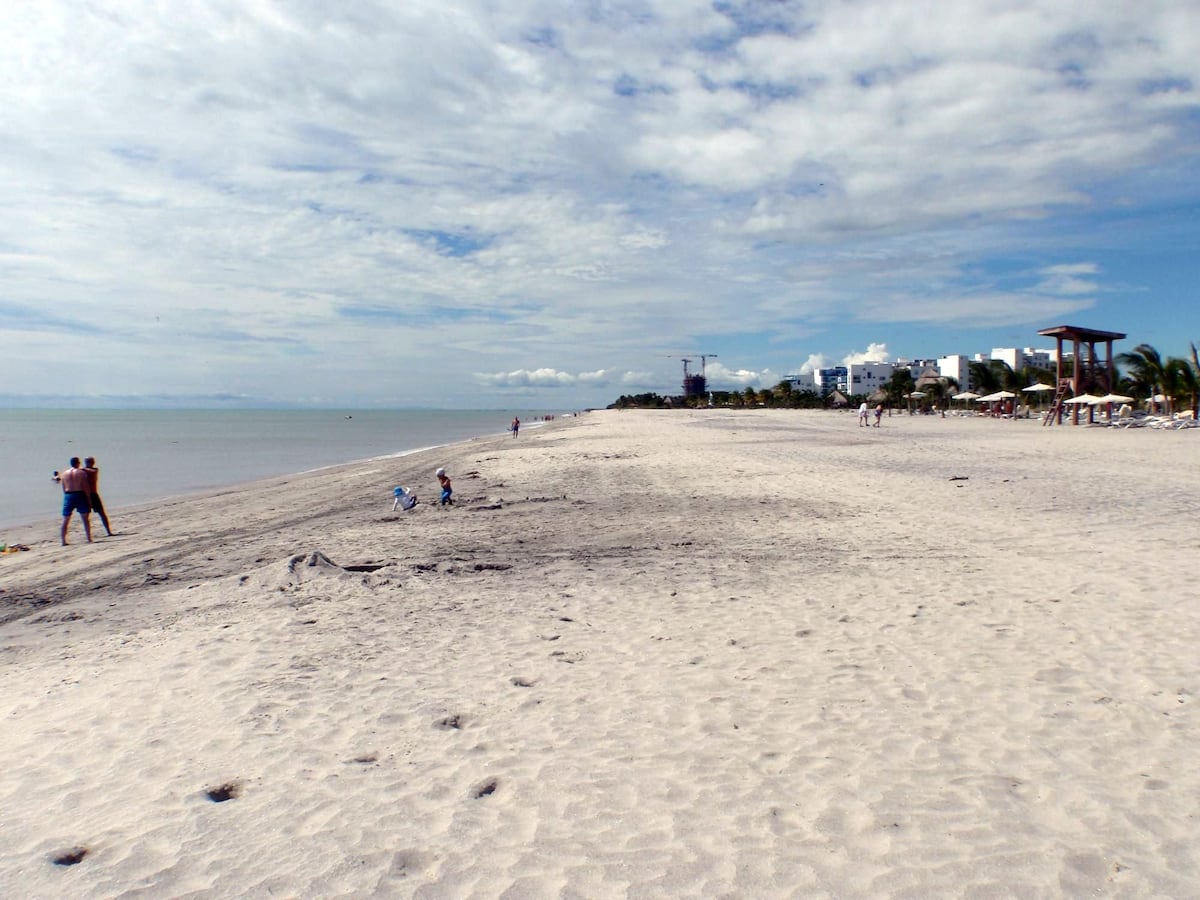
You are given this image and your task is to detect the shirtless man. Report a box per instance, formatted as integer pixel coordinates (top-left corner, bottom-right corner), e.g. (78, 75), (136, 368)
(84, 456), (114, 536)
(54, 457), (93, 545)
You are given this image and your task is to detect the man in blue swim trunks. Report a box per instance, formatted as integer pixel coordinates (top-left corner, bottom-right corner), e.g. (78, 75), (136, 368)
(55, 457), (93, 545)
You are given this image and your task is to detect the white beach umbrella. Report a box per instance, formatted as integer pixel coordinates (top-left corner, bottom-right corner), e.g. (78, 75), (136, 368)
(952, 391), (980, 400)
(1062, 394), (1103, 405)
(1021, 383), (1054, 408)
(1091, 393), (1134, 405)
(976, 390), (1016, 402)
(907, 391), (927, 399)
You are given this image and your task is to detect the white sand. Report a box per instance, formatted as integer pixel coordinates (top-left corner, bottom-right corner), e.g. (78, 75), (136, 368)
(1, 409), (1197, 898)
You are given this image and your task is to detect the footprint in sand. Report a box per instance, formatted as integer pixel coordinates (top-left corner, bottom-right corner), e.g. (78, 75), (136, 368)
(52, 847), (88, 866)
(204, 782), (241, 803)
(471, 778), (499, 799)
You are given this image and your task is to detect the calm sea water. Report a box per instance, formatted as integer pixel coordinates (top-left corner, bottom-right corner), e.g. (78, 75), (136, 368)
(0, 409), (542, 531)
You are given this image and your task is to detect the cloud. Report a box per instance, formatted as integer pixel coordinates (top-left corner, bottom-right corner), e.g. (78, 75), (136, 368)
(476, 368), (581, 388)
(1, 3), (1197, 406)
(843, 343), (891, 365)
(1035, 262), (1101, 295)
(705, 362), (778, 389)
(475, 367), (651, 390)
(797, 354), (830, 375)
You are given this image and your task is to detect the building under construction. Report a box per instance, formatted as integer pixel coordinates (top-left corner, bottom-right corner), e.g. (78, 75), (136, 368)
(668, 354), (718, 400)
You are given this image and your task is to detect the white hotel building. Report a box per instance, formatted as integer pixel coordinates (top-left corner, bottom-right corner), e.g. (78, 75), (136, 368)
(788, 347), (1058, 398)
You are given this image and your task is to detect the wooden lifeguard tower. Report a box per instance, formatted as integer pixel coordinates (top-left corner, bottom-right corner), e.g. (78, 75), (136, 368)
(1038, 324), (1127, 425)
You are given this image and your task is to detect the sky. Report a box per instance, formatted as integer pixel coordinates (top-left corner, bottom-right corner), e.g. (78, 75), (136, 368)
(3, 1), (1199, 409)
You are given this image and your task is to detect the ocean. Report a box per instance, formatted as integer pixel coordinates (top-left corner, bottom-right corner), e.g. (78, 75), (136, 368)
(0, 409), (543, 532)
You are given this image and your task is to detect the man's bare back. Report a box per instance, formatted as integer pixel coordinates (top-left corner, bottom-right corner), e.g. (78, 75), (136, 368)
(57, 459), (94, 545)
(58, 466), (89, 492)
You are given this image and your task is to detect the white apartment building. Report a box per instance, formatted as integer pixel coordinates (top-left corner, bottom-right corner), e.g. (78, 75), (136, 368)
(980, 347), (1058, 371)
(895, 358), (940, 379)
(938, 355), (971, 390)
(846, 361), (897, 395)
(806, 367), (847, 394)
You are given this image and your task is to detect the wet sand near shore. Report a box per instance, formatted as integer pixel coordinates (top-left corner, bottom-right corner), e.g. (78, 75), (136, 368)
(1, 409), (1197, 897)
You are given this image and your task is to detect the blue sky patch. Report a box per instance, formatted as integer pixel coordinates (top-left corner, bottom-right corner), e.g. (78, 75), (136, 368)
(404, 229), (492, 257)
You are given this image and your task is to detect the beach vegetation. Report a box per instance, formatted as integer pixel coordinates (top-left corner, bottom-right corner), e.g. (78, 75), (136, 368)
(968, 359), (1021, 394)
(1115, 342), (1200, 415)
(1113, 345), (1161, 398)
(1117, 343), (1167, 402)
(1165, 356), (1199, 417)
(883, 369), (915, 409)
(609, 393), (671, 408)
(1023, 364), (1059, 387)
(609, 386), (825, 410)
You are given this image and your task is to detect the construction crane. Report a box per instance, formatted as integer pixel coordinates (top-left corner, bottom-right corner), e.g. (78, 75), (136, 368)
(666, 353), (718, 399)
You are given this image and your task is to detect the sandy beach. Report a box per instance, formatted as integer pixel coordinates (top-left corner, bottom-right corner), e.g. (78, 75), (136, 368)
(1, 409), (1197, 898)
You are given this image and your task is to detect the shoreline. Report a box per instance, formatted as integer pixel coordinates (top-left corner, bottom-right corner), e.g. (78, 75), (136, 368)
(1, 413), (546, 534)
(2, 409), (1197, 897)
(0, 410), (549, 535)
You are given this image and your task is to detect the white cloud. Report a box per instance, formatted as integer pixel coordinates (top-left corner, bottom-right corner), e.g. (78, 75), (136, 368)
(843, 343), (891, 365)
(1, 2), (1197, 405)
(474, 367), (656, 391)
(1043, 263), (1098, 274)
(476, 368), (581, 388)
(1035, 262), (1101, 296)
(705, 362), (778, 389)
(797, 354), (830, 375)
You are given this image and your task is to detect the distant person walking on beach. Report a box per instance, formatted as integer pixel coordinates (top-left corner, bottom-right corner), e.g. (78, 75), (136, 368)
(511, 416), (520, 438)
(436, 467), (453, 506)
(53, 457), (93, 545)
(83, 456), (114, 536)
(873, 404), (883, 427)
(858, 402), (869, 426)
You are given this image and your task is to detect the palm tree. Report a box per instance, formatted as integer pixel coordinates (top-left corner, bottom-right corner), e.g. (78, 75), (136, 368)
(1024, 364), (1057, 388)
(1117, 344), (1167, 407)
(922, 376), (959, 409)
(886, 369), (915, 408)
(1190, 343), (1200, 418)
(1165, 357), (1199, 418)
(995, 361), (1022, 393)
(968, 361), (999, 394)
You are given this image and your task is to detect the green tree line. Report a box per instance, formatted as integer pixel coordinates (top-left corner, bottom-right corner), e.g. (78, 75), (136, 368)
(609, 341), (1200, 415)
